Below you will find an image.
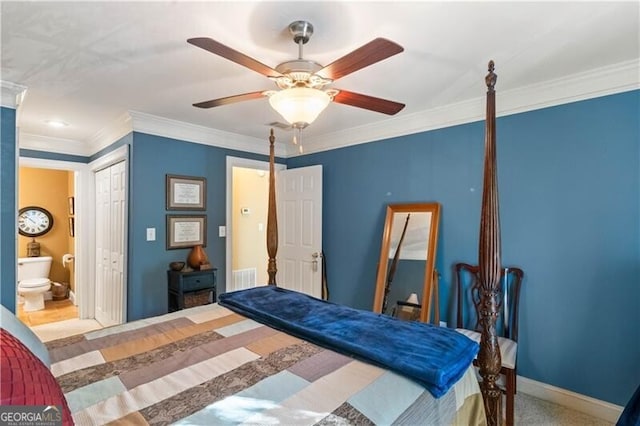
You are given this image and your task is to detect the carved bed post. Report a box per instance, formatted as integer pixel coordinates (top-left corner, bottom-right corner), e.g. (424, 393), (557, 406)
(478, 61), (503, 425)
(267, 129), (278, 285)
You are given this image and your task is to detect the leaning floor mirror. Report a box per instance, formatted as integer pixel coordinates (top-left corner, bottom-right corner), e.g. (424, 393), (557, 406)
(373, 203), (441, 323)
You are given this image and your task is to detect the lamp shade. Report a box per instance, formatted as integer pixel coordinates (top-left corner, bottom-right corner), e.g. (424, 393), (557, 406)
(268, 87), (331, 126)
(406, 293), (419, 304)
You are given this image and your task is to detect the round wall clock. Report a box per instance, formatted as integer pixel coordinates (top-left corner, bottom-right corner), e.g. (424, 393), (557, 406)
(18, 206), (54, 237)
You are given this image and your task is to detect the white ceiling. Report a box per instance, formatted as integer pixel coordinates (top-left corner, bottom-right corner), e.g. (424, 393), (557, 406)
(2, 1), (638, 156)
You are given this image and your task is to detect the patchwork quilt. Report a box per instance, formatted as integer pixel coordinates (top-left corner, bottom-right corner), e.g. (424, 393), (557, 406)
(47, 303), (485, 425)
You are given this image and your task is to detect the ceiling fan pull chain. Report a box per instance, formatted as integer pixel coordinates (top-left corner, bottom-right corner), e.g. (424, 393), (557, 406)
(298, 128), (304, 154)
(291, 127), (304, 154)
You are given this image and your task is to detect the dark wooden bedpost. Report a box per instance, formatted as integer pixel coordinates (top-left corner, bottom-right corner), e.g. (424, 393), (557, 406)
(478, 60), (503, 425)
(267, 129), (278, 286)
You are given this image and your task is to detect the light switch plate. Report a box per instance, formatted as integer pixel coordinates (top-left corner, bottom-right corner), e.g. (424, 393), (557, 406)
(146, 228), (156, 241)
(219, 226), (226, 237)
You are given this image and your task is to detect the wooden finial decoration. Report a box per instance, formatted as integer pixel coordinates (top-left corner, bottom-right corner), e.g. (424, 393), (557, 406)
(485, 60), (497, 93)
(267, 129), (278, 286)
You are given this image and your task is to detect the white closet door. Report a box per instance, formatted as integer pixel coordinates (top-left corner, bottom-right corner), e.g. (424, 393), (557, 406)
(109, 161), (126, 325)
(95, 161), (126, 327)
(95, 167), (110, 326)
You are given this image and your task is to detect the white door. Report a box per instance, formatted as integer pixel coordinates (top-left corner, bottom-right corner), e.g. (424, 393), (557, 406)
(109, 161), (126, 325)
(277, 165), (323, 297)
(95, 161), (126, 326)
(95, 167), (110, 325)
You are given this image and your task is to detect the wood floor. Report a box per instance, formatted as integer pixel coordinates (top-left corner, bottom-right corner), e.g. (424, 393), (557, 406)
(17, 298), (78, 327)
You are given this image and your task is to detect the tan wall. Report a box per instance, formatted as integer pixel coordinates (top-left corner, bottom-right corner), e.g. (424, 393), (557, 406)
(18, 167), (74, 289)
(232, 167), (269, 285)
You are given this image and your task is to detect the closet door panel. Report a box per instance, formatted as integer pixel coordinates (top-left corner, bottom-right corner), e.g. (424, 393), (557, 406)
(95, 160), (126, 327)
(95, 167), (111, 326)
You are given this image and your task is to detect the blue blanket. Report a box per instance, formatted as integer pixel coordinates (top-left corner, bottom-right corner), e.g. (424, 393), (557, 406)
(218, 286), (479, 398)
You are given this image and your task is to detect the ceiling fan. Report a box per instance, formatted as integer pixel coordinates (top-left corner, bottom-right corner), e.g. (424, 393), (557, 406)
(188, 21), (405, 135)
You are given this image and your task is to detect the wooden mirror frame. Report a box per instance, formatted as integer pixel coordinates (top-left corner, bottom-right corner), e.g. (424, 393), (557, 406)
(373, 203), (441, 323)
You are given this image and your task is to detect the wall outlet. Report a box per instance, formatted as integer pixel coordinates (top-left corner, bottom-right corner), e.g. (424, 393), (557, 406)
(146, 228), (156, 241)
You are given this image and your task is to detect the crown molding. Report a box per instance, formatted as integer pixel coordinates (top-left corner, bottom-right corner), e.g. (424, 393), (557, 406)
(1, 81), (27, 109)
(128, 110), (289, 158)
(10, 59), (639, 159)
(19, 132), (90, 156)
(497, 59), (639, 116)
(294, 59), (640, 156)
(85, 112), (133, 155)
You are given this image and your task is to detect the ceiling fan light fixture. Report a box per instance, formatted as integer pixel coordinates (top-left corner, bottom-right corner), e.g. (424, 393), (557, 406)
(268, 87), (330, 126)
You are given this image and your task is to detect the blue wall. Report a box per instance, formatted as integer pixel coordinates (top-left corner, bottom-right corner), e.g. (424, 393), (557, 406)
(89, 134), (131, 163)
(1, 107), (17, 312)
(288, 91), (640, 406)
(19, 149), (88, 163)
(6, 91), (638, 406)
(127, 132), (281, 320)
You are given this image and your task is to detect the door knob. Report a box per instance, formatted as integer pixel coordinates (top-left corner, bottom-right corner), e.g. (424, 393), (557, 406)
(311, 252), (322, 271)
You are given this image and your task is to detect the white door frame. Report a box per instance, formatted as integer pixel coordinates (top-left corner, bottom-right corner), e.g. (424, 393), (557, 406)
(225, 156), (286, 292)
(18, 156), (92, 318)
(89, 145), (128, 324)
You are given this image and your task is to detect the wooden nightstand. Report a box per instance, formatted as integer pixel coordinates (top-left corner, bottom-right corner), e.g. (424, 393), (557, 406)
(168, 268), (217, 312)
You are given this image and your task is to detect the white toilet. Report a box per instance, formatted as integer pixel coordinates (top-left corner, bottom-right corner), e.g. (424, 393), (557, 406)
(17, 256), (52, 312)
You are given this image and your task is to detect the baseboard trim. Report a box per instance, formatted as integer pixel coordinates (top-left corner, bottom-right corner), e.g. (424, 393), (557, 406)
(69, 291), (76, 305)
(518, 375), (623, 423)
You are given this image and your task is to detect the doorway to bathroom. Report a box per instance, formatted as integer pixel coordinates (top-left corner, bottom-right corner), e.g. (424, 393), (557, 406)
(16, 155), (106, 341)
(16, 164), (78, 328)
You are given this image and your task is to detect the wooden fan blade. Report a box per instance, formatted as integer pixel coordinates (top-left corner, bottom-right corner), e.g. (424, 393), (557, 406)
(333, 90), (405, 115)
(193, 91), (266, 109)
(317, 38), (403, 81)
(188, 37), (283, 78)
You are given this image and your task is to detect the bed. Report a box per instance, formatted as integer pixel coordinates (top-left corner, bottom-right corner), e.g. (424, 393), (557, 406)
(1, 62), (503, 425)
(44, 299), (485, 425)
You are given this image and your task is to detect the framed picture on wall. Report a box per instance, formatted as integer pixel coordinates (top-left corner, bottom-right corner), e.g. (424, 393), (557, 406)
(68, 197), (75, 215)
(166, 175), (206, 210)
(69, 217), (75, 237)
(166, 215), (207, 249)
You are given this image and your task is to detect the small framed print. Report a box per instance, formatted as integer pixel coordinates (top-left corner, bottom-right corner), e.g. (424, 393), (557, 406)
(166, 175), (206, 210)
(68, 197), (75, 215)
(166, 215), (207, 249)
(69, 217), (75, 237)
